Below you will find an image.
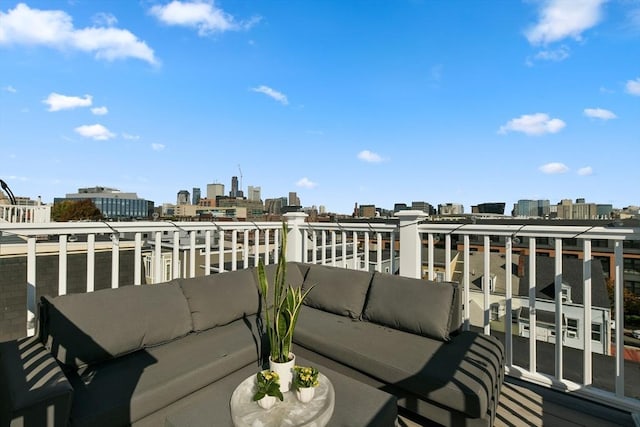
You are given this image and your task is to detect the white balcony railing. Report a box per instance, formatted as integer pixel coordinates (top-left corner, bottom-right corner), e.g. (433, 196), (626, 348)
(0, 203), (51, 223)
(1, 211), (640, 415)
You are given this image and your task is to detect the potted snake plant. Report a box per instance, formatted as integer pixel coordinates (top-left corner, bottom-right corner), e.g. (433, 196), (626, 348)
(257, 222), (313, 392)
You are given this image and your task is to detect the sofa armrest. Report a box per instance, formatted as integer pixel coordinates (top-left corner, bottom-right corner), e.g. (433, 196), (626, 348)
(0, 336), (73, 427)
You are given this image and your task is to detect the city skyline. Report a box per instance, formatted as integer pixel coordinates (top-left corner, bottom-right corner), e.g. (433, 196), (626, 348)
(1, 1), (639, 214)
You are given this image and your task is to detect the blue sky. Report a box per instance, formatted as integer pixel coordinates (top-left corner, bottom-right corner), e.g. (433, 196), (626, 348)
(1, 0), (639, 214)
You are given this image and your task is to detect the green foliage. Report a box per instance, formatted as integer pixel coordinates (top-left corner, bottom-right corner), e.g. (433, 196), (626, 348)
(258, 222), (314, 363)
(252, 370), (284, 401)
(52, 199), (103, 222)
(606, 279), (640, 319)
(293, 365), (319, 388)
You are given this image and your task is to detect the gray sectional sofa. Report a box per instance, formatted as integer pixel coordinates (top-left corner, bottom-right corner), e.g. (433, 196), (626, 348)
(0, 262), (504, 427)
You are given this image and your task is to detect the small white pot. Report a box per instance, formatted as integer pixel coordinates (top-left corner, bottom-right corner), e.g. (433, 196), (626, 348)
(295, 386), (315, 403)
(269, 353), (295, 393)
(257, 395), (276, 410)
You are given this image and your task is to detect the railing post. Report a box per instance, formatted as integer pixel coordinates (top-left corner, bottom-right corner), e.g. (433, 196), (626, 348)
(396, 210), (428, 279)
(284, 212), (308, 262)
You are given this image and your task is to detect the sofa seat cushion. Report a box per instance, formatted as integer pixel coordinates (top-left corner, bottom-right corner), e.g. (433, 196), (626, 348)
(294, 307), (503, 419)
(363, 274), (456, 341)
(67, 315), (264, 427)
(41, 282), (193, 369)
(177, 269), (261, 331)
(302, 264), (373, 319)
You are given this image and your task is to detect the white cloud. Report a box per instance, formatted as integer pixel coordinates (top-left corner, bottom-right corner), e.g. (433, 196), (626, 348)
(92, 12), (117, 27)
(151, 143), (165, 151)
(7, 175), (28, 181)
(583, 107), (616, 120)
(43, 93), (92, 111)
(74, 124), (115, 140)
(578, 166), (593, 176)
(626, 78), (640, 96)
(0, 3), (157, 64)
(539, 162), (569, 174)
(357, 150), (383, 163)
(251, 85), (288, 105)
(533, 45), (570, 62)
(296, 177), (317, 189)
(2, 85), (16, 93)
(123, 133), (140, 140)
(150, 0), (260, 36)
(498, 113), (566, 136)
(526, 0), (606, 45)
(91, 106), (108, 115)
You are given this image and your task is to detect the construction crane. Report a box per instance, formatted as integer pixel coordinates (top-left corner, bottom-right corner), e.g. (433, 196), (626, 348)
(237, 164), (243, 192)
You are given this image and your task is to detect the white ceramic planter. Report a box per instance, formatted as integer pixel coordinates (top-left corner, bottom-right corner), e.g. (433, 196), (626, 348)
(256, 395), (276, 409)
(295, 386), (315, 403)
(269, 353), (295, 393)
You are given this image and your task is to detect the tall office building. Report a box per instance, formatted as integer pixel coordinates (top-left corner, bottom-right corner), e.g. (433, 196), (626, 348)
(515, 199), (550, 218)
(265, 197), (288, 215)
(230, 176), (243, 198)
(556, 198), (598, 220)
(177, 190), (190, 205)
(411, 201), (435, 215)
(438, 203), (464, 215)
(247, 186), (261, 202)
(206, 183), (224, 200)
(192, 187), (201, 205)
(288, 192), (301, 206)
(359, 204), (376, 218)
(56, 187), (154, 220)
(474, 202), (506, 215)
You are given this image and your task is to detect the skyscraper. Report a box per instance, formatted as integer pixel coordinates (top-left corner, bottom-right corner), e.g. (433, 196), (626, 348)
(206, 183), (224, 200)
(177, 190), (190, 205)
(288, 191), (300, 206)
(230, 176), (242, 198)
(247, 186), (261, 202)
(192, 187), (201, 205)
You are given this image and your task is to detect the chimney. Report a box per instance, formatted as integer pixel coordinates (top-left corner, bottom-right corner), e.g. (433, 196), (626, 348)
(517, 255), (525, 278)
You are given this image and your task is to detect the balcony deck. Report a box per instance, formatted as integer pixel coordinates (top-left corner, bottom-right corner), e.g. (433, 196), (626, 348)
(399, 378), (636, 426)
(2, 213), (640, 425)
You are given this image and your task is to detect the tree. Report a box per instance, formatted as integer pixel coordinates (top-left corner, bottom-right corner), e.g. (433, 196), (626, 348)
(606, 278), (640, 326)
(52, 199), (103, 222)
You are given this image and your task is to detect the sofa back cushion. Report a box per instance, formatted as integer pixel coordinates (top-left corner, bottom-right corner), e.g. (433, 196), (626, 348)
(255, 262), (310, 307)
(40, 282), (192, 369)
(363, 274), (456, 341)
(448, 281), (463, 335)
(178, 268), (260, 331)
(302, 264), (373, 319)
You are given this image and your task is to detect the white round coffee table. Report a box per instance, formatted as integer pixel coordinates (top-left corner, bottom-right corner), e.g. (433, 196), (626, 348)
(230, 372), (334, 427)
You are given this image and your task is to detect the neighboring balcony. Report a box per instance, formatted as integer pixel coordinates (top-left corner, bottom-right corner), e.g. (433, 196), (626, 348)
(0, 203), (51, 224)
(1, 210), (640, 425)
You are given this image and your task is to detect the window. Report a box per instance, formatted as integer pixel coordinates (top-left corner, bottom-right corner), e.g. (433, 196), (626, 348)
(164, 261), (172, 281)
(625, 280), (640, 296)
(624, 258), (640, 275)
(567, 318), (579, 339)
(561, 283), (572, 303)
(490, 304), (500, 321)
(592, 239), (609, 248)
(591, 323), (602, 342)
(624, 240), (640, 249)
(564, 238), (578, 247)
